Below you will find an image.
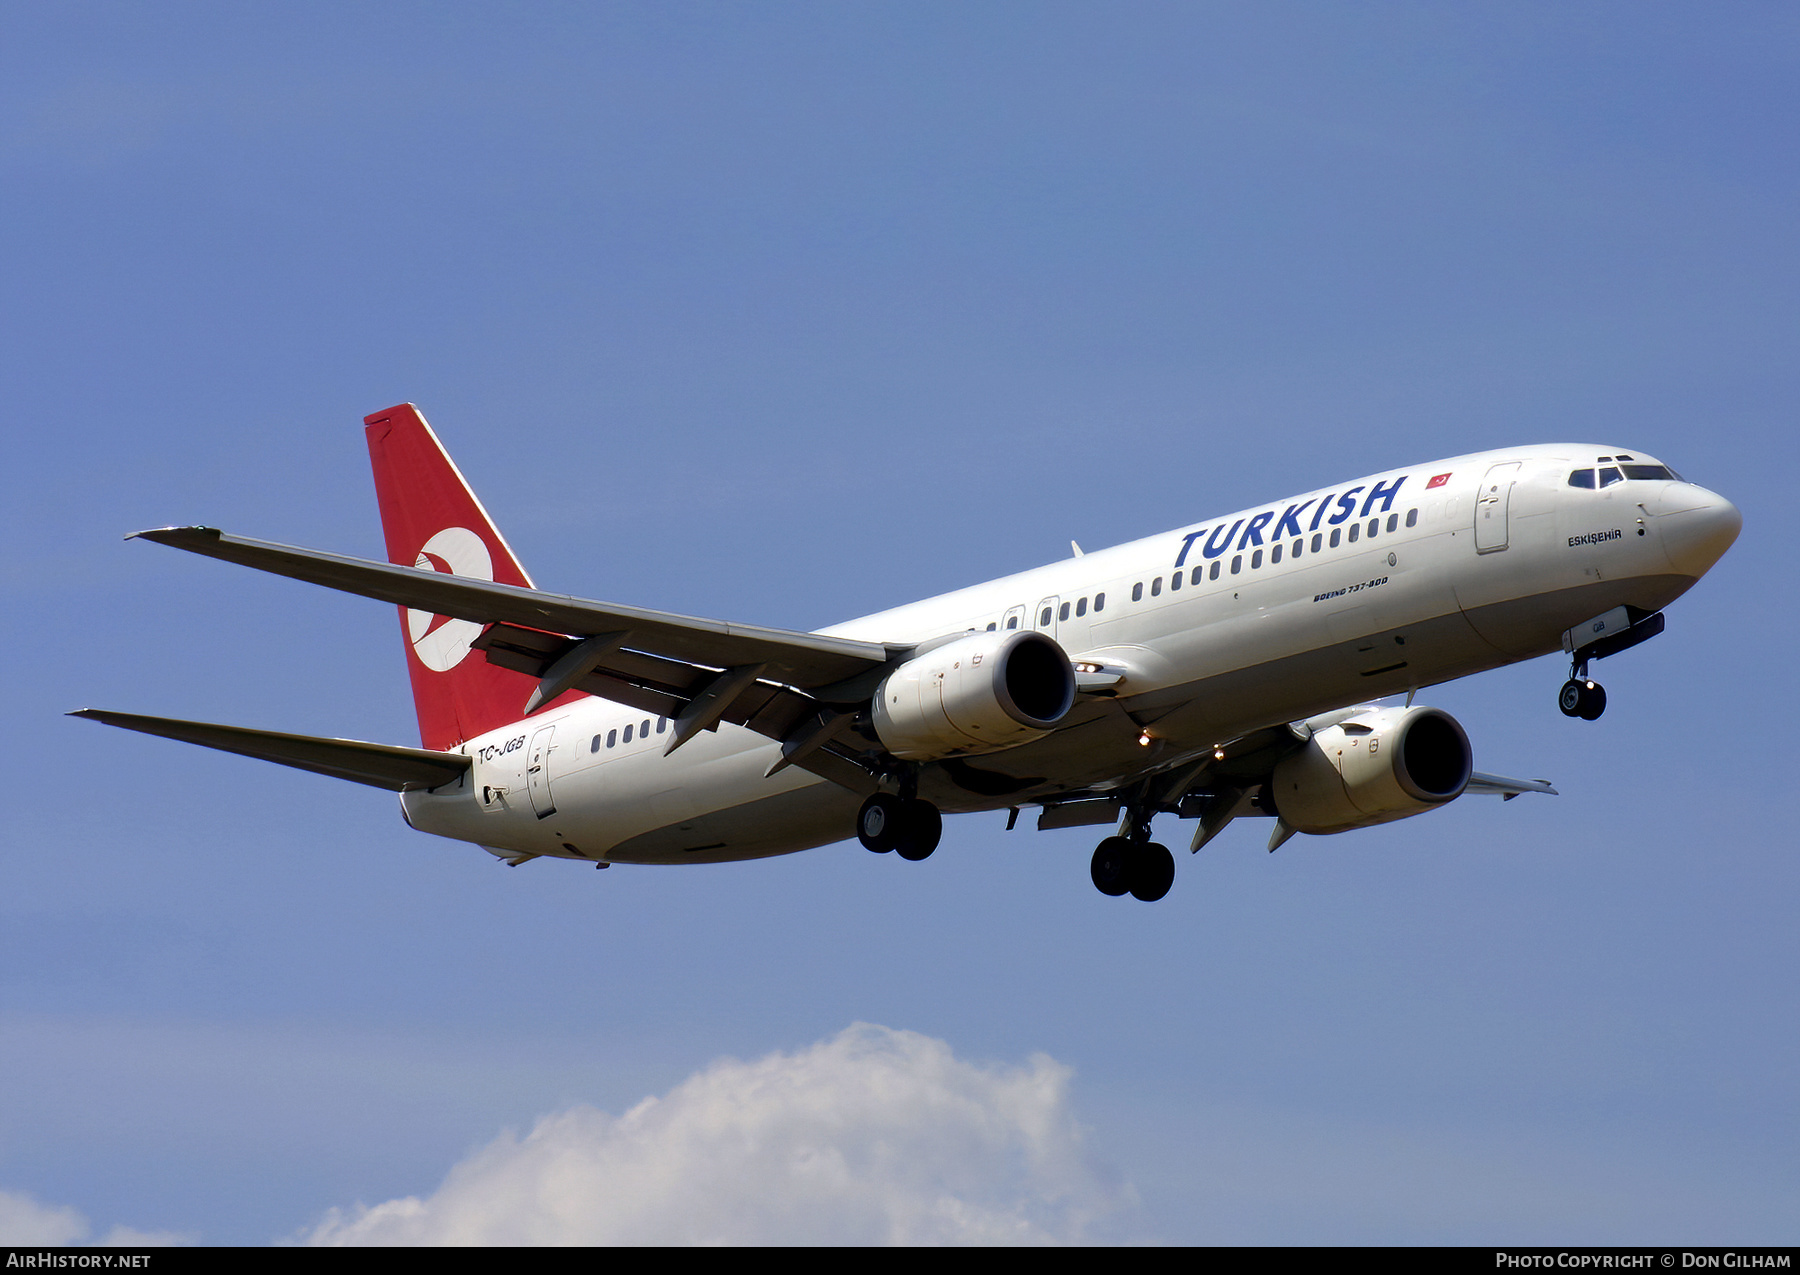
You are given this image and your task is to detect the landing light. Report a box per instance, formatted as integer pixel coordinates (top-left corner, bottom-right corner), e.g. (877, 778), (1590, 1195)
(1138, 731), (1153, 747)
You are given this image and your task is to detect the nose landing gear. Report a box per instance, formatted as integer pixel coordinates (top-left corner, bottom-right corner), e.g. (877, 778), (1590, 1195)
(1090, 810), (1175, 902)
(1558, 676), (1607, 720)
(1556, 607), (1666, 722)
(1558, 646), (1607, 721)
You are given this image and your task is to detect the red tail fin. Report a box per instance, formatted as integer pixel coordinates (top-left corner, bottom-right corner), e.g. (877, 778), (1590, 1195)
(365, 404), (542, 751)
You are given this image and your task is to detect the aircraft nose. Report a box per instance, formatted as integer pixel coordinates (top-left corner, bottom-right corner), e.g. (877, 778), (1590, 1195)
(1658, 484), (1742, 578)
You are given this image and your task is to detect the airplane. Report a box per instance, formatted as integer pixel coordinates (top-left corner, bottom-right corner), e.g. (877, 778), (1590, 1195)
(74, 405), (1741, 902)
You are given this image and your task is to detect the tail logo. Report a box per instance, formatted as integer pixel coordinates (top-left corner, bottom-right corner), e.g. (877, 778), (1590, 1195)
(407, 526), (492, 672)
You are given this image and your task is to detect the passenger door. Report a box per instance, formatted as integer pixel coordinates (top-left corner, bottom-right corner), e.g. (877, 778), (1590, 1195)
(526, 725), (557, 820)
(1474, 462), (1521, 553)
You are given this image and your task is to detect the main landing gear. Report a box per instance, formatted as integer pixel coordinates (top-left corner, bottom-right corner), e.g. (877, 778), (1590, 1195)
(1090, 811), (1175, 902)
(857, 792), (942, 861)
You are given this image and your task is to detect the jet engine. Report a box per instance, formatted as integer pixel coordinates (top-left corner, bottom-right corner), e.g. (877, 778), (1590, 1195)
(871, 629), (1075, 761)
(1268, 705), (1473, 835)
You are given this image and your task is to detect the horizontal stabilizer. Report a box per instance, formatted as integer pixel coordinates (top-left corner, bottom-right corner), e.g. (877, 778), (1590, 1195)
(69, 710), (470, 791)
(130, 527), (891, 689)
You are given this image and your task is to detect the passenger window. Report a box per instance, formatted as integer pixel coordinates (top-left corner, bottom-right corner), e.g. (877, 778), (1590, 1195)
(1231, 555), (1242, 575)
(1191, 567), (1202, 586)
(1170, 572), (1182, 591)
(1094, 592), (1105, 612)
(623, 724), (633, 743)
(1348, 523), (1360, 543)
(1251, 549), (1263, 569)
(657, 717), (667, 734)
(1311, 533), (1322, 553)
(1271, 544), (1282, 564)
(591, 735), (602, 754)
(1386, 513), (1398, 533)
(1132, 583), (1143, 602)
(1599, 467), (1623, 487)
(1040, 607), (1053, 626)
(642, 720), (651, 738)
(1006, 616), (1018, 629)
(607, 729), (617, 748)
(986, 622), (996, 631)
(1151, 577), (1162, 596)
(1292, 538), (1302, 558)
(1405, 508), (1418, 528)
(1209, 561), (1220, 581)
(1075, 597), (1087, 617)
(1059, 601), (1071, 620)
(1330, 528), (1341, 548)
(1366, 518), (1377, 537)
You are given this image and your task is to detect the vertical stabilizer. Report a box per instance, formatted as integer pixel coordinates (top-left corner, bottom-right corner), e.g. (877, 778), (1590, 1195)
(365, 404), (545, 750)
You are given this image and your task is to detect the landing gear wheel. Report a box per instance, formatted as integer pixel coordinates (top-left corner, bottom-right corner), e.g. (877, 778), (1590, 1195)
(1559, 679), (1607, 721)
(894, 800), (942, 861)
(1128, 842), (1176, 903)
(859, 794), (942, 859)
(1091, 837), (1132, 896)
(1578, 682), (1606, 721)
(857, 793), (903, 853)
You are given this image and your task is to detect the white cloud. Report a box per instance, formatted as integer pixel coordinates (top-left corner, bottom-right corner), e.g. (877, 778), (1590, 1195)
(0, 1190), (86, 1246)
(0, 1190), (186, 1247)
(305, 1023), (1131, 1246)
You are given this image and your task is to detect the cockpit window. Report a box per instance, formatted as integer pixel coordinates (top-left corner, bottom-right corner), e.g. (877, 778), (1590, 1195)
(1569, 461), (1677, 486)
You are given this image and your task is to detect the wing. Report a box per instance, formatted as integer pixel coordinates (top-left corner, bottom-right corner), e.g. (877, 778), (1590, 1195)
(132, 526), (897, 791)
(69, 709), (470, 791)
(134, 527), (893, 685)
(1466, 772), (1559, 798)
(1026, 716), (1557, 849)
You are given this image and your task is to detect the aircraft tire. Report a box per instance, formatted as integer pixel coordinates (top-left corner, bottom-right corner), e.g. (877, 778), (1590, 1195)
(857, 793), (903, 853)
(1091, 837), (1132, 896)
(1558, 680), (1585, 717)
(1578, 682), (1607, 721)
(894, 800), (942, 861)
(1128, 842), (1176, 902)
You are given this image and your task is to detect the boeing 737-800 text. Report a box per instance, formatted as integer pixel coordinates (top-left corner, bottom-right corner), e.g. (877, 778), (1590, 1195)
(75, 405), (1741, 901)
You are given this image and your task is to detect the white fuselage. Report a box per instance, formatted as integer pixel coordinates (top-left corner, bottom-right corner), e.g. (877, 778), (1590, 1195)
(401, 444), (1739, 864)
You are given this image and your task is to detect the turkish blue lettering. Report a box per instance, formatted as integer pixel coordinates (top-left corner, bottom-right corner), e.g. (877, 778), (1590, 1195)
(1360, 476), (1407, 517)
(1236, 511), (1275, 550)
(1328, 487), (1365, 525)
(1309, 496), (1335, 532)
(1174, 529), (1207, 568)
(1203, 519), (1243, 559)
(1273, 499), (1316, 540)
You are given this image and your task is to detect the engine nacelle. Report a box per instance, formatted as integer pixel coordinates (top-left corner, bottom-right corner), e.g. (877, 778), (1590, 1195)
(1268, 705), (1473, 835)
(872, 629), (1075, 761)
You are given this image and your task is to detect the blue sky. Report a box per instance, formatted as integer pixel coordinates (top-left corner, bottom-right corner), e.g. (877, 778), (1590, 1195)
(1, 2), (1794, 1244)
